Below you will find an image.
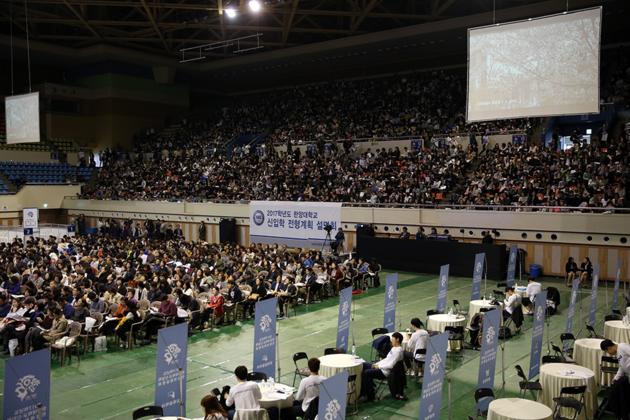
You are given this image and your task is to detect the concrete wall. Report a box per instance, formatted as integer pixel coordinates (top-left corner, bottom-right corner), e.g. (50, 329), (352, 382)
(0, 150), (79, 165)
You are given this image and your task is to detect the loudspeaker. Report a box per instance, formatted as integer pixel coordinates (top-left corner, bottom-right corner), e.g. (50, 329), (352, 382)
(219, 218), (238, 244)
(356, 224), (375, 237)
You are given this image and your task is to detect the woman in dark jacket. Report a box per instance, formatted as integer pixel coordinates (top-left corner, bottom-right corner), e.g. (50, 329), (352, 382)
(243, 277), (268, 320)
(198, 221), (207, 242)
(578, 257), (593, 288)
(565, 257), (578, 286)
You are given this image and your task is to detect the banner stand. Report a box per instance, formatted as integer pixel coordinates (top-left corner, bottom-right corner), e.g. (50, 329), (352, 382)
(4, 349), (52, 420)
(483, 254), (489, 299)
(157, 330), (186, 418)
(276, 328), (281, 381)
(594, 279), (610, 329)
(428, 337), (452, 420)
(545, 303), (551, 355)
(253, 299), (278, 381)
(397, 294), (402, 332)
(481, 310), (506, 398)
(351, 294), (356, 353)
(575, 290), (586, 339)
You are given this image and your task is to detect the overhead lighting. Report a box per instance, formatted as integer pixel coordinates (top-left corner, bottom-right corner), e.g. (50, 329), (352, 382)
(225, 8), (236, 17)
(249, 0), (260, 11)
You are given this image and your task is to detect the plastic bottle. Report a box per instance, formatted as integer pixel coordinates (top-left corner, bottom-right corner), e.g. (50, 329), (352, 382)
(351, 345), (356, 357)
(448, 307), (453, 317)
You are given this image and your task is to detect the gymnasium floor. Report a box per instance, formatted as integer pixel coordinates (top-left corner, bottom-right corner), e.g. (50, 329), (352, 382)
(0, 272), (622, 420)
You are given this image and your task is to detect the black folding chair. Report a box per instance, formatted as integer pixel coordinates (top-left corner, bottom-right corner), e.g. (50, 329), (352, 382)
(560, 333), (576, 358)
(445, 325), (465, 358)
(515, 365), (542, 400)
(324, 347), (346, 355)
(347, 374), (359, 415)
(551, 342), (574, 363)
(586, 323), (604, 339)
(426, 309), (444, 326)
(412, 348), (426, 382)
(132, 406), (164, 420)
(370, 327), (389, 362)
(552, 385), (586, 420)
(542, 355), (566, 364)
(604, 314), (622, 322)
(247, 371), (268, 382)
(474, 388), (495, 418)
(453, 299), (468, 320)
(596, 356), (620, 418)
(496, 283), (508, 288)
(493, 290), (505, 300)
(292, 352), (310, 387)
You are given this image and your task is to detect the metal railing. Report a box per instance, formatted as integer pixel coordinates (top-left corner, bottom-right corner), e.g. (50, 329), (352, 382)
(0, 223), (75, 242)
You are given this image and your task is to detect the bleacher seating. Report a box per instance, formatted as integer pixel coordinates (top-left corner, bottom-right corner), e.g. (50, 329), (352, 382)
(50, 138), (76, 153)
(0, 161), (94, 187)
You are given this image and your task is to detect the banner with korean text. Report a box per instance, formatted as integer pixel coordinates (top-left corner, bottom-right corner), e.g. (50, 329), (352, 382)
(476, 308), (500, 413)
(155, 323), (188, 417)
(612, 259), (622, 312)
(336, 287), (353, 350)
(4, 349), (51, 420)
(529, 291), (548, 380)
(471, 253), (485, 301)
(418, 332), (449, 420)
(249, 201), (342, 249)
(564, 279), (580, 349)
(318, 371), (349, 420)
(436, 265), (449, 313)
(254, 298), (277, 380)
(384, 273), (398, 332)
(588, 264), (600, 326)
(22, 207), (38, 229)
(507, 245), (518, 287)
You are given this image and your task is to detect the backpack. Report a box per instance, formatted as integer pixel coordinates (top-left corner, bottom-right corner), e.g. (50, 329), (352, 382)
(498, 326), (512, 339)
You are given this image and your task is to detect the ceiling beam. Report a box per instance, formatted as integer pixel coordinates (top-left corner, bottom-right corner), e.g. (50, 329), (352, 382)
(61, 0), (103, 40)
(282, 0), (299, 47)
(139, 0), (170, 53)
(349, 0), (379, 34)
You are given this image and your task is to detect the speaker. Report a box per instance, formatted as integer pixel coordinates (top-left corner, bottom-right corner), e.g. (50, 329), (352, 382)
(356, 224), (375, 237)
(219, 218), (237, 244)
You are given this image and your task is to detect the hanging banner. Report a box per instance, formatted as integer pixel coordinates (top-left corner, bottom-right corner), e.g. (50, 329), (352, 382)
(507, 245), (518, 287)
(476, 308), (500, 413)
(249, 201), (342, 249)
(155, 323), (188, 417)
(318, 371), (349, 420)
(254, 297), (277, 380)
(436, 265), (450, 313)
(588, 264), (600, 327)
(528, 291), (548, 380)
(383, 273), (398, 332)
(4, 349), (51, 420)
(564, 279), (580, 349)
(471, 253), (485, 301)
(418, 332), (449, 420)
(22, 207), (38, 229)
(336, 287), (353, 350)
(612, 259), (622, 312)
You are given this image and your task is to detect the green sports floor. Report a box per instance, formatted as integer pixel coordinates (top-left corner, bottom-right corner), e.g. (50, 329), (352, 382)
(0, 272), (624, 420)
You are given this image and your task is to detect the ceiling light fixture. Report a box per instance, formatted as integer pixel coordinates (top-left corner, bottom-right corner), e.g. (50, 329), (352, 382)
(225, 8), (236, 17)
(249, 1), (261, 12)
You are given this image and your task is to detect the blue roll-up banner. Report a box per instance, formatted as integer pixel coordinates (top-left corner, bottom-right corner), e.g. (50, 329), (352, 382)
(336, 287), (353, 350)
(588, 264), (600, 327)
(155, 323), (188, 416)
(476, 308), (500, 413)
(383, 273), (398, 332)
(528, 291), (548, 380)
(3, 349), (51, 420)
(254, 297), (278, 380)
(471, 253), (485, 302)
(318, 370), (349, 420)
(507, 245), (518, 287)
(436, 265), (450, 313)
(418, 332), (449, 420)
(612, 259), (622, 312)
(564, 279), (580, 349)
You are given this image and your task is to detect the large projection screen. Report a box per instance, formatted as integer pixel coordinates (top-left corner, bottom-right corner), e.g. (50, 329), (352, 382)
(5, 92), (40, 144)
(467, 8), (601, 122)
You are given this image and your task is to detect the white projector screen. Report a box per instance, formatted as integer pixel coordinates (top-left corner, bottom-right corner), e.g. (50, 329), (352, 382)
(5, 92), (40, 144)
(467, 8), (601, 122)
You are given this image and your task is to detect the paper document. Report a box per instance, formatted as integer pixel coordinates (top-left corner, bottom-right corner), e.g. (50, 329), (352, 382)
(266, 392), (290, 400)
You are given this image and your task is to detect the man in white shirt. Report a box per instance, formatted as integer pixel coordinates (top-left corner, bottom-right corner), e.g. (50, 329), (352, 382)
(281, 358), (326, 420)
(403, 318), (428, 376)
(525, 277), (542, 315)
(600, 340), (630, 419)
(226, 366), (270, 420)
(359, 332), (405, 402)
(503, 287), (521, 320)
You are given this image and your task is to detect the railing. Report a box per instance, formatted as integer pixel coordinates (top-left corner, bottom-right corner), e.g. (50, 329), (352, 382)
(0, 223), (74, 242)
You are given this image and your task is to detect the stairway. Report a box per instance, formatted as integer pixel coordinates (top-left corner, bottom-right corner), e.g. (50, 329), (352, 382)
(530, 117), (550, 145)
(83, 168), (100, 194)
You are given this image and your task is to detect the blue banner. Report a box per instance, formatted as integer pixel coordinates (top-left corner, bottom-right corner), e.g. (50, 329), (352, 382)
(418, 332), (449, 420)
(336, 287), (353, 350)
(512, 134), (527, 145)
(564, 279), (580, 349)
(612, 259), (622, 312)
(477, 309), (500, 413)
(436, 265), (450, 313)
(471, 253), (485, 301)
(507, 245), (518, 287)
(155, 323), (188, 416)
(384, 273), (398, 332)
(528, 291), (548, 380)
(3, 349), (51, 420)
(254, 297), (277, 380)
(588, 265), (600, 326)
(318, 371), (349, 420)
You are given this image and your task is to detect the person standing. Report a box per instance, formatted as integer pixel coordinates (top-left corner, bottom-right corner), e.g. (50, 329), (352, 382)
(199, 221), (207, 242)
(600, 340), (630, 420)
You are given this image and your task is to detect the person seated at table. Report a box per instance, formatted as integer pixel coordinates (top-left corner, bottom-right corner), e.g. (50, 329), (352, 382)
(358, 332), (406, 402)
(600, 339), (630, 420)
(226, 365), (278, 420)
(281, 358), (326, 420)
(403, 318), (428, 376)
(578, 257), (592, 288)
(186, 394), (228, 420)
(525, 277), (542, 315)
(502, 287), (521, 320)
(565, 257), (579, 287)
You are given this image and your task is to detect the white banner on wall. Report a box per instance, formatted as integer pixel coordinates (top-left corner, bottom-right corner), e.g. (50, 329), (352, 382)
(22, 207), (38, 228)
(249, 201), (342, 248)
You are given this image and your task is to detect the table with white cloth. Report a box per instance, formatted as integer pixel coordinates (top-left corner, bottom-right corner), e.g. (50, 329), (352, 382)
(256, 383), (295, 410)
(468, 300), (504, 327)
(537, 363), (597, 420)
(515, 287), (528, 298)
(385, 332), (410, 351)
(573, 338), (616, 387)
(318, 353), (363, 402)
(604, 320), (630, 345)
(487, 398), (553, 420)
(427, 314), (466, 350)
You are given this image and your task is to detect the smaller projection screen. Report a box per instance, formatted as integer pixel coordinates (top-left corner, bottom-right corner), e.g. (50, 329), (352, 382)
(5, 92), (40, 144)
(467, 8), (601, 122)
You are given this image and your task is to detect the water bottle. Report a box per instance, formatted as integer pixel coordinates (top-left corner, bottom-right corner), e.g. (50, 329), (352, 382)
(352, 345), (356, 357)
(269, 377), (276, 391)
(448, 307), (453, 318)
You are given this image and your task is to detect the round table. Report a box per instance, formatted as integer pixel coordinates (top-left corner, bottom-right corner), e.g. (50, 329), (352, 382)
(515, 287), (528, 298)
(257, 383), (295, 410)
(318, 353), (362, 402)
(427, 314), (466, 350)
(468, 300), (504, 327)
(385, 332), (410, 351)
(488, 398), (553, 420)
(604, 320), (630, 344)
(573, 338), (616, 387)
(537, 363), (596, 420)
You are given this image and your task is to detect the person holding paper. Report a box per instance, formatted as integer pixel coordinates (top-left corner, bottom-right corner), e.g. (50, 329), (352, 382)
(281, 358), (326, 420)
(0, 297), (27, 354)
(403, 318), (428, 376)
(359, 332), (405, 402)
(600, 340), (630, 420)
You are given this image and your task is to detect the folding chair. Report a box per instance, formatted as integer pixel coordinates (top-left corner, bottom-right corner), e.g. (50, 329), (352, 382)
(292, 352), (310, 387)
(445, 325), (465, 358)
(453, 299), (469, 321)
(347, 374), (359, 415)
(412, 348), (426, 382)
(586, 323), (604, 339)
(596, 356), (620, 418)
(551, 342), (574, 363)
(324, 347), (346, 355)
(370, 328), (389, 362)
(132, 406), (164, 420)
(542, 355), (566, 364)
(604, 314), (622, 322)
(474, 388), (495, 418)
(515, 365), (542, 400)
(246, 372), (267, 382)
(552, 385), (586, 420)
(560, 333), (576, 358)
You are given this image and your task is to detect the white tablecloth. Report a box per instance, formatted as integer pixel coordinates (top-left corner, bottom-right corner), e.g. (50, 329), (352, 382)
(427, 314), (466, 350)
(256, 383), (294, 410)
(515, 287), (528, 298)
(573, 338), (616, 386)
(318, 353), (362, 402)
(468, 300), (504, 327)
(385, 332), (410, 351)
(488, 398), (553, 420)
(537, 363), (596, 420)
(604, 320), (630, 344)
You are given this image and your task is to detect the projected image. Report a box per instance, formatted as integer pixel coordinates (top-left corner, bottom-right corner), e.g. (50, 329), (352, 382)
(468, 8), (601, 122)
(6, 92), (41, 144)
